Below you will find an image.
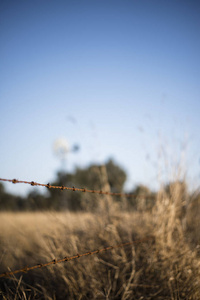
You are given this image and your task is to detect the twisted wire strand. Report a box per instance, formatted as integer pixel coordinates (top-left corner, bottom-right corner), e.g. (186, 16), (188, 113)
(0, 178), (154, 198)
(0, 237), (152, 278)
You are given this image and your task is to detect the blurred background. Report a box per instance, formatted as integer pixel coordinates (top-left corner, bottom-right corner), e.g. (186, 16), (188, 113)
(0, 0), (200, 197)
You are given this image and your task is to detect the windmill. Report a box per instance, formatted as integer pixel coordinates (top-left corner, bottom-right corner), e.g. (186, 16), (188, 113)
(53, 138), (79, 170)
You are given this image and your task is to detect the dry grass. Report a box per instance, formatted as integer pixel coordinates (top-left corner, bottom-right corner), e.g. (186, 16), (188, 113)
(0, 183), (200, 299)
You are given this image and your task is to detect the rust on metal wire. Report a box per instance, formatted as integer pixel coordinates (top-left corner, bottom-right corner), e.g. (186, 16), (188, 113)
(0, 178), (154, 199)
(0, 237), (152, 279)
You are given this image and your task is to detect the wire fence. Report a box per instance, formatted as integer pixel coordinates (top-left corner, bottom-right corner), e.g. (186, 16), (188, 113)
(0, 178), (154, 199)
(0, 177), (154, 279)
(0, 237), (153, 279)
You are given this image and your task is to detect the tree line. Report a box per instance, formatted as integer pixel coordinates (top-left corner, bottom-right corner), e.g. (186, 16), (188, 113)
(0, 159), (193, 212)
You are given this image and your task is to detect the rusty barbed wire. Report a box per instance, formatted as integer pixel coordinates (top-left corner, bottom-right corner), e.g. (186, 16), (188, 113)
(0, 178), (154, 199)
(0, 237), (153, 279)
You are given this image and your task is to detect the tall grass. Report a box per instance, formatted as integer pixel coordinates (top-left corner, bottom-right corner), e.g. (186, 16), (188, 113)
(0, 179), (200, 299)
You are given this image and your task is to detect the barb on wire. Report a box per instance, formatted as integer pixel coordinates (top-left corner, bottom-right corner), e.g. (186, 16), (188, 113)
(0, 237), (152, 278)
(0, 178), (154, 199)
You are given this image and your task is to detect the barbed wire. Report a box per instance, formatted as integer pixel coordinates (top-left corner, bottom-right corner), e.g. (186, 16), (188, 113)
(0, 178), (154, 198)
(0, 237), (153, 279)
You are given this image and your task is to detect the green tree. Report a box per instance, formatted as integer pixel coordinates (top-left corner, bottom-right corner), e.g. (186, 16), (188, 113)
(128, 184), (156, 211)
(48, 159), (127, 211)
(0, 182), (24, 211)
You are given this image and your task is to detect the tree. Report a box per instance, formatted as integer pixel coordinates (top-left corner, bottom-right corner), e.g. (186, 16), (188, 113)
(128, 184), (156, 211)
(48, 159), (127, 211)
(105, 159), (127, 193)
(0, 182), (24, 211)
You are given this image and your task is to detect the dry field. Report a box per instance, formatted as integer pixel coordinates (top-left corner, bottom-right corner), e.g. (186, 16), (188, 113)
(0, 184), (200, 299)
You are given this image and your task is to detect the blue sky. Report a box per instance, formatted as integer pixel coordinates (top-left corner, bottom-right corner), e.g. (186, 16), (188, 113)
(0, 0), (200, 196)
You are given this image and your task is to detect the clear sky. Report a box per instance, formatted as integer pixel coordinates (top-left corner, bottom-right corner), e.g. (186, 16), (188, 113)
(0, 0), (200, 196)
